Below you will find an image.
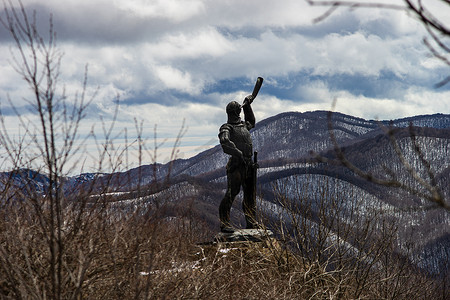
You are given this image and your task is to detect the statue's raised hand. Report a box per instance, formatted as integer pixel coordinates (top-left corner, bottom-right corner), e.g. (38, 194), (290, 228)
(243, 95), (254, 107)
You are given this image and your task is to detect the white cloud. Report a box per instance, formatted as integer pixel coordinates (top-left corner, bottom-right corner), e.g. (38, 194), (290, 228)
(114, 0), (205, 22)
(323, 88), (450, 120)
(310, 32), (421, 77)
(154, 66), (201, 94)
(150, 27), (235, 60)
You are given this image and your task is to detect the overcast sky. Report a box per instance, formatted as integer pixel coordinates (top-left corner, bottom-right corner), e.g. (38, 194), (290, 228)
(0, 0), (449, 173)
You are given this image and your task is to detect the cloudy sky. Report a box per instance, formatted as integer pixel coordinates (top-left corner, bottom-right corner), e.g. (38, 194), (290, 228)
(0, 0), (449, 173)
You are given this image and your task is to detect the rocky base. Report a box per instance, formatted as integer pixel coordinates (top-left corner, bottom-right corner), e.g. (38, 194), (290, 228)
(214, 228), (274, 243)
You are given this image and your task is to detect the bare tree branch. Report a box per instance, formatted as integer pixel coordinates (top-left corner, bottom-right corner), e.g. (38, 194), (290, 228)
(306, 0), (450, 87)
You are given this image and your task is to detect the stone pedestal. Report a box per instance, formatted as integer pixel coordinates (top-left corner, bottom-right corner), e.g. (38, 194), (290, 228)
(214, 228), (274, 243)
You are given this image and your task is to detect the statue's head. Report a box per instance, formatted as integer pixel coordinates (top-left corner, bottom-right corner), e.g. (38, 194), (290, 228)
(226, 101), (241, 123)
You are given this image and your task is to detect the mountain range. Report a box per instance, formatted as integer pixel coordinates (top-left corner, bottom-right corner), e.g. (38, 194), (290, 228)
(2, 110), (449, 277)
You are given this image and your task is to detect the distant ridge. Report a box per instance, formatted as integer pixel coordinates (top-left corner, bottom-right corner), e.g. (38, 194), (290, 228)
(1, 111), (448, 276)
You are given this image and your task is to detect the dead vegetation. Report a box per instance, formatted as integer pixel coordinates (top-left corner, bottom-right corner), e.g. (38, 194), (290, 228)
(0, 1), (447, 299)
(0, 184), (445, 299)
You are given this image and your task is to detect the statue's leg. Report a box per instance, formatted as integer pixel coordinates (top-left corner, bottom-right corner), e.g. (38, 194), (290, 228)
(243, 165), (257, 229)
(219, 168), (242, 231)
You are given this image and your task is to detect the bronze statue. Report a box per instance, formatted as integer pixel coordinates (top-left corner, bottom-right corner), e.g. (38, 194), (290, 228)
(218, 78), (263, 233)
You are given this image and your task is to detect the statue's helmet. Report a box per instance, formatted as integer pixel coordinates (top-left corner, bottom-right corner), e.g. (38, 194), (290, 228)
(226, 101), (241, 115)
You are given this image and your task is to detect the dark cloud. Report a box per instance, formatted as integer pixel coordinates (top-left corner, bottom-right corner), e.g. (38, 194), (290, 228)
(292, 9), (414, 40)
(294, 12), (361, 38)
(321, 71), (408, 99)
(0, 1), (191, 45)
(216, 26), (269, 40)
(121, 91), (182, 107)
(203, 76), (257, 95)
(0, 3), (53, 42)
(52, 12), (175, 45)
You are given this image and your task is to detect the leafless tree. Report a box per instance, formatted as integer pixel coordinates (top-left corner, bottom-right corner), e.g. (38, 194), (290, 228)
(302, 1), (450, 209)
(0, 1), (192, 298)
(266, 173), (441, 299)
(0, 0), (94, 297)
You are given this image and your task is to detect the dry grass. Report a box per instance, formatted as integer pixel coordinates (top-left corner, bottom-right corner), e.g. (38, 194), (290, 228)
(0, 184), (446, 299)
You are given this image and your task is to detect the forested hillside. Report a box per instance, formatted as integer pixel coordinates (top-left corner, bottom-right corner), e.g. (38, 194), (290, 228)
(1, 111), (448, 298)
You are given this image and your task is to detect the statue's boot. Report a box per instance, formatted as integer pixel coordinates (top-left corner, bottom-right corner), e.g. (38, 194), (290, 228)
(245, 222), (263, 230)
(220, 224), (235, 233)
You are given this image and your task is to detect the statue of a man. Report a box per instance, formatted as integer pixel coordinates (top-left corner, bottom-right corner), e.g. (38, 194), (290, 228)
(218, 95), (258, 233)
